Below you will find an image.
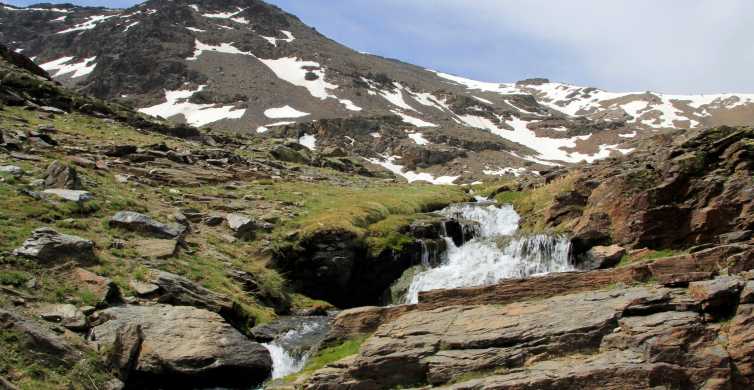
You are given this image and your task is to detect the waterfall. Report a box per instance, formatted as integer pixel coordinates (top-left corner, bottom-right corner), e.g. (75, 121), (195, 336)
(405, 203), (573, 304)
(261, 317), (330, 381)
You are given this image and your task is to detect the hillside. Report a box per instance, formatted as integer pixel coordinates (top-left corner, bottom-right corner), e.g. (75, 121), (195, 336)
(3, 0), (754, 184)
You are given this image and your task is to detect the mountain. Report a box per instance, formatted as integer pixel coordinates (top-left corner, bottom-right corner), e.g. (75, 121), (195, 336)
(3, 0), (754, 184)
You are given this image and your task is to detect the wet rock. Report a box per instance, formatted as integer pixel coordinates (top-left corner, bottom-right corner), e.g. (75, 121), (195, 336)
(109, 211), (186, 239)
(38, 304), (87, 331)
(71, 267), (119, 307)
(43, 160), (81, 190)
(90, 304), (272, 388)
(132, 239), (177, 259)
(41, 189), (93, 203)
(13, 227), (96, 264)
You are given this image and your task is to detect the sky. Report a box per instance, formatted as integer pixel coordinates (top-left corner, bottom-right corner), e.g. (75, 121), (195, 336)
(7, 0), (754, 94)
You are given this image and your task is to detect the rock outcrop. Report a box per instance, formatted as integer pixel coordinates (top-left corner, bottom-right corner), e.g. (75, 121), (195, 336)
(90, 304), (272, 389)
(13, 227), (96, 264)
(109, 211), (186, 239)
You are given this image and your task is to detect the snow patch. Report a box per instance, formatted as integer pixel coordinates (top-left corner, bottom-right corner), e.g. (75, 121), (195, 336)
(186, 40), (252, 60)
(139, 85), (246, 127)
(56, 14), (116, 34)
(39, 56), (97, 78)
(299, 134), (317, 150)
(392, 110), (438, 127)
(258, 57), (338, 101)
(264, 106), (310, 119)
(123, 21), (139, 32)
(186, 27), (205, 33)
(366, 156), (458, 185)
(483, 167), (528, 177)
(202, 7), (245, 19)
(407, 132), (430, 145)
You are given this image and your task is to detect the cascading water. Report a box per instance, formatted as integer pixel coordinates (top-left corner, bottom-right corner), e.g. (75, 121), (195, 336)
(405, 202), (573, 304)
(260, 317), (330, 382)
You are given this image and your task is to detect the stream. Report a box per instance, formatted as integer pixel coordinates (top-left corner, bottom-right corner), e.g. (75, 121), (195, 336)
(259, 200), (573, 387)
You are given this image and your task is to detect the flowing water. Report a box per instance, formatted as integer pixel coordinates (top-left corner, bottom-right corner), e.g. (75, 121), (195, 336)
(260, 316), (330, 382)
(260, 201), (573, 385)
(405, 202), (573, 304)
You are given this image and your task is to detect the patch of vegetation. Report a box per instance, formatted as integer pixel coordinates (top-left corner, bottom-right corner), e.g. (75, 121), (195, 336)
(507, 173), (579, 232)
(0, 330), (113, 390)
(284, 335), (369, 383)
(0, 270), (30, 287)
(617, 249), (685, 268)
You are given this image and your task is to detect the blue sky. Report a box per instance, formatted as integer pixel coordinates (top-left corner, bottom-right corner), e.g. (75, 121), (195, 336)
(7, 0), (754, 93)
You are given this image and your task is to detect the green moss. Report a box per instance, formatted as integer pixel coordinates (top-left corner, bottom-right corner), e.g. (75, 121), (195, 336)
(617, 249), (685, 268)
(494, 191), (526, 205)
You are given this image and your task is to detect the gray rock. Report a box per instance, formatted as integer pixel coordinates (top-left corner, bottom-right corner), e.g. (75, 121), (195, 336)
(689, 276), (744, 315)
(132, 239), (177, 258)
(129, 280), (160, 296)
(39, 304), (87, 331)
(0, 165), (23, 177)
(149, 271), (233, 315)
(43, 160), (81, 190)
(109, 211), (186, 239)
(41, 189), (93, 203)
(741, 281), (754, 304)
(226, 213), (257, 240)
(90, 304), (271, 388)
(720, 230), (753, 244)
(13, 227), (96, 264)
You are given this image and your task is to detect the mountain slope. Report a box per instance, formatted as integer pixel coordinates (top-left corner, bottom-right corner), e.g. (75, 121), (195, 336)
(3, 0), (754, 183)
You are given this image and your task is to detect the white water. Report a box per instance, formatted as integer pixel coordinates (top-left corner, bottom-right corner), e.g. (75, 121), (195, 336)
(262, 320), (329, 380)
(405, 203), (573, 304)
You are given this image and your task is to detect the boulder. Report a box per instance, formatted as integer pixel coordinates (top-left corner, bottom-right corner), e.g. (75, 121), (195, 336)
(70, 268), (119, 307)
(90, 305), (272, 388)
(38, 304), (87, 331)
(13, 227), (96, 264)
(41, 189), (93, 203)
(578, 244), (627, 270)
(109, 211), (186, 239)
(43, 160), (81, 190)
(225, 213), (257, 240)
(132, 239), (177, 258)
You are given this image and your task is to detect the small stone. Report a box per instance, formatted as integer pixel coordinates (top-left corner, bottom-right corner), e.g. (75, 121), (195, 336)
(114, 174), (129, 183)
(39, 304), (87, 331)
(109, 239), (127, 249)
(129, 280), (160, 296)
(204, 214), (225, 226)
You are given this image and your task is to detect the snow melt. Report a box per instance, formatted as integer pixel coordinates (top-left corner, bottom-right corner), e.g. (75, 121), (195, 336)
(392, 110), (438, 128)
(407, 132), (431, 145)
(56, 14), (116, 34)
(366, 156), (458, 185)
(39, 56), (97, 78)
(264, 105), (310, 119)
(139, 85), (246, 127)
(186, 40), (252, 60)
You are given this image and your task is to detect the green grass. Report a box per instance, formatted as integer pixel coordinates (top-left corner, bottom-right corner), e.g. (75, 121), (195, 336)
(617, 249), (685, 268)
(0, 330), (113, 390)
(284, 336), (369, 383)
(506, 173), (579, 232)
(0, 270), (30, 287)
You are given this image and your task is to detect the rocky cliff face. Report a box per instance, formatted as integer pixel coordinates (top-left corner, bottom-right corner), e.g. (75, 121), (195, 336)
(4, 0), (754, 183)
